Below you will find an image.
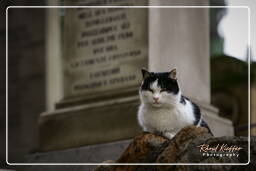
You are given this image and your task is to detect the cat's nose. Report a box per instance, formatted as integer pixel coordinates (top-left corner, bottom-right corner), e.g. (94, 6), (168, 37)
(153, 97), (159, 101)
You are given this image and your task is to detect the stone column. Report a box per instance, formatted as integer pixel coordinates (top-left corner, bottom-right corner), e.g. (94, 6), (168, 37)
(148, 0), (234, 137)
(39, 0), (233, 152)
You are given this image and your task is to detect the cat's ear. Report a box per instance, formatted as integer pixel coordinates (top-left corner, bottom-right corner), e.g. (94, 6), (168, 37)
(141, 68), (151, 79)
(169, 68), (177, 80)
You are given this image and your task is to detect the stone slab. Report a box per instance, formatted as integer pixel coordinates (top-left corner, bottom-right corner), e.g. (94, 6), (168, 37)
(202, 107), (234, 136)
(27, 140), (130, 163)
(39, 96), (141, 151)
(25, 140), (130, 171)
(188, 98), (234, 136)
(62, 0), (148, 100)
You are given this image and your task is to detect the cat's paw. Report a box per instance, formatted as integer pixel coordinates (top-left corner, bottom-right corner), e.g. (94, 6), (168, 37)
(143, 127), (154, 134)
(163, 132), (175, 139)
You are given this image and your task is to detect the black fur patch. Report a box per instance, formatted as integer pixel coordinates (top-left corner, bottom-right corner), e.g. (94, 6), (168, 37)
(191, 102), (201, 125)
(180, 95), (186, 105)
(200, 119), (213, 135)
(141, 72), (179, 95)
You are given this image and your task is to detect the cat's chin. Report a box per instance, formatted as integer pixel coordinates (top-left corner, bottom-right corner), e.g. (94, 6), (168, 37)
(151, 103), (162, 108)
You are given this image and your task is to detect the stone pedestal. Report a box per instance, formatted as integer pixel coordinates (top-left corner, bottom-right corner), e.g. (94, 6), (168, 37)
(39, 0), (234, 152)
(40, 96), (140, 151)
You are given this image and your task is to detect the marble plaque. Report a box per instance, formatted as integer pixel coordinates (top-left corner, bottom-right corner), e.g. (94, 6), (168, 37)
(63, 0), (148, 99)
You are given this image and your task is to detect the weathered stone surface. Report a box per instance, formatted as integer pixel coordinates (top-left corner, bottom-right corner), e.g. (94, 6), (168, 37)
(156, 126), (211, 164)
(62, 0), (148, 100)
(117, 132), (169, 163)
(39, 96), (140, 151)
(148, 0), (210, 103)
(26, 140), (130, 163)
(95, 126), (255, 171)
(24, 140), (129, 171)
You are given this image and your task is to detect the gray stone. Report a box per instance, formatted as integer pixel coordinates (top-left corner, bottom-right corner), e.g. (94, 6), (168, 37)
(60, 0), (211, 104)
(40, 96), (140, 151)
(25, 140), (130, 171)
(62, 0), (148, 100)
(203, 110), (234, 136)
(197, 101), (234, 136)
(27, 140), (130, 163)
(148, 0), (210, 103)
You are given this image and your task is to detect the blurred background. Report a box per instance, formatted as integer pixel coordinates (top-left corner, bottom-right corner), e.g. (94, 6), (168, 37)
(1, 0), (255, 170)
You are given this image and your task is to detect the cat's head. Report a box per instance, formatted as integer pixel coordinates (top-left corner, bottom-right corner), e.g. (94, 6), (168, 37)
(139, 68), (181, 108)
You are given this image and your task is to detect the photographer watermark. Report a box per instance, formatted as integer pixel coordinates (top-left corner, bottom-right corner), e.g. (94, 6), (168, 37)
(197, 143), (243, 157)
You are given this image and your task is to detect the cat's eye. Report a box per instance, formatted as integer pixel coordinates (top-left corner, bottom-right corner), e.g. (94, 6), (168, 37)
(160, 89), (167, 92)
(148, 89), (153, 93)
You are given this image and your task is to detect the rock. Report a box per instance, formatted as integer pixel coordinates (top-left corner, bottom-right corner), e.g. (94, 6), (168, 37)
(156, 126), (211, 163)
(116, 132), (169, 163)
(94, 126), (255, 171)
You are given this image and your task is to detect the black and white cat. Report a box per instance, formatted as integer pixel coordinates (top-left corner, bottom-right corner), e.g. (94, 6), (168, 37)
(137, 68), (212, 139)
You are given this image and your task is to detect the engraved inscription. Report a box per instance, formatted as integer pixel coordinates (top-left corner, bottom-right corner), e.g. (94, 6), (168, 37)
(63, 0), (148, 98)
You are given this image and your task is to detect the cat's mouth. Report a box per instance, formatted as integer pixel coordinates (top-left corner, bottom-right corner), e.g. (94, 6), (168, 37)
(152, 102), (162, 107)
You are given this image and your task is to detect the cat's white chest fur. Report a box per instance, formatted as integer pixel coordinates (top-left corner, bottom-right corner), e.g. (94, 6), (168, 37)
(137, 101), (195, 139)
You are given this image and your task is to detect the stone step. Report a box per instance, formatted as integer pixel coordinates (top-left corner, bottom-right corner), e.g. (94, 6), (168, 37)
(25, 140), (130, 171)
